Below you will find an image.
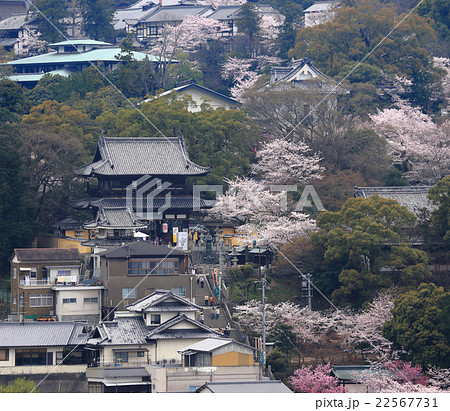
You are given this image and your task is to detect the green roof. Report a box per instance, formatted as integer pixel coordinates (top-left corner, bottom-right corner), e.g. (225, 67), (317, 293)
(5, 48), (160, 66)
(48, 39), (112, 47)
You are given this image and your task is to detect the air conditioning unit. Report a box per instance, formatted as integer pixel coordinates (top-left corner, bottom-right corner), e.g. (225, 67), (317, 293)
(170, 359), (177, 364)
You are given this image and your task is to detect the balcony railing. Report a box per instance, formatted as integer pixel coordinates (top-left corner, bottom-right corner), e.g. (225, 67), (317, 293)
(19, 279), (51, 286)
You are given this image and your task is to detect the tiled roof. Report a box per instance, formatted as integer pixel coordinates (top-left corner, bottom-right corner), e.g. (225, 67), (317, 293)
(139, 5), (212, 23)
(77, 197), (216, 210)
(84, 207), (147, 230)
(0, 322), (89, 347)
(75, 136), (210, 177)
(103, 367), (150, 379)
(90, 317), (149, 346)
(126, 290), (201, 313)
(207, 6), (241, 20)
(14, 248), (81, 262)
(198, 380), (293, 393)
(98, 240), (186, 258)
(354, 186), (433, 215)
(146, 314), (222, 340)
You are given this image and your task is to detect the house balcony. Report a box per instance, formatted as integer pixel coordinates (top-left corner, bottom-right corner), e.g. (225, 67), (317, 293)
(19, 279), (52, 287)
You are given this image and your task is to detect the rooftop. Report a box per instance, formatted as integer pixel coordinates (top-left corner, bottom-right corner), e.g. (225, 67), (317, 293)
(197, 380), (293, 393)
(14, 248), (81, 262)
(0, 322), (89, 347)
(98, 240), (186, 258)
(75, 136), (210, 177)
(354, 186), (433, 215)
(126, 289), (201, 313)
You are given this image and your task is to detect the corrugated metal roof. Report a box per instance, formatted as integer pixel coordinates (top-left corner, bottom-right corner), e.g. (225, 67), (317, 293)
(75, 136), (210, 177)
(0, 322), (88, 347)
(179, 337), (231, 353)
(199, 380), (293, 393)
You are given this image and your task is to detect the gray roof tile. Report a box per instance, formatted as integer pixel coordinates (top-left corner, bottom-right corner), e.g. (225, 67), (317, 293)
(75, 136), (209, 177)
(0, 322), (88, 347)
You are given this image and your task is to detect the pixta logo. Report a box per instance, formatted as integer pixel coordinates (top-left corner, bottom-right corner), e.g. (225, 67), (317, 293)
(126, 175), (172, 221)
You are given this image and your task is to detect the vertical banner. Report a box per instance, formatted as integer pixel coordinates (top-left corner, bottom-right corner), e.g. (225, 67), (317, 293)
(173, 227), (178, 244)
(178, 231), (188, 251)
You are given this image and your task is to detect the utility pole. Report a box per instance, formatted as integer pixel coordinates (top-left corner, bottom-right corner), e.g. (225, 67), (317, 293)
(260, 270), (270, 375)
(300, 273), (313, 313)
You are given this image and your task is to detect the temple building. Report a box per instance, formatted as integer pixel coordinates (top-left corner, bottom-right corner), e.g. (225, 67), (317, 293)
(72, 134), (213, 249)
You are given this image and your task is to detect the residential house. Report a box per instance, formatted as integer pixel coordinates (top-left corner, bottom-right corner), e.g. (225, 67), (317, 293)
(95, 241), (193, 314)
(131, 4), (214, 43)
(143, 79), (242, 111)
(303, 1), (340, 27)
(85, 289), (262, 392)
(2, 38), (161, 86)
(129, 3), (285, 43)
(0, 0), (29, 21)
(113, 0), (192, 31)
(0, 13), (38, 55)
(0, 321), (90, 369)
(196, 380), (292, 393)
(9, 248), (103, 324)
(73, 134), (213, 246)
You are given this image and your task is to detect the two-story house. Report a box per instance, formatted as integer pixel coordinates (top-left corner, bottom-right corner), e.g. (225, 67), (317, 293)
(95, 240), (193, 315)
(10, 248), (103, 324)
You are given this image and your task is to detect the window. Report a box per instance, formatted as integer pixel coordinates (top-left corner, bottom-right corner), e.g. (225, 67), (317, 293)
(15, 349), (47, 366)
(128, 259), (179, 276)
(0, 349), (9, 361)
(84, 297), (98, 303)
(115, 352), (128, 363)
(149, 26), (158, 36)
(30, 294), (53, 307)
(150, 314), (161, 325)
(62, 298), (77, 304)
(137, 351), (145, 358)
(122, 288), (137, 299)
(57, 269), (71, 276)
(171, 287), (186, 297)
(13, 267), (16, 279)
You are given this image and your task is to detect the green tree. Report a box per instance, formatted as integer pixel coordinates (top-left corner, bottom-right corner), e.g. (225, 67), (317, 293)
(427, 176), (450, 245)
(0, 377), (39, 393)
(290, 0), (440, 111)
(96, 98), (259, 184)
(382, 283), (450, 367)
(235, 2), (261, 58)
(0, 80), (30, 123)
(311, 195), (431, 308)
(0, 128), (39, 274)
(80, 0), (116, 42)
(31, 0), (69, 42)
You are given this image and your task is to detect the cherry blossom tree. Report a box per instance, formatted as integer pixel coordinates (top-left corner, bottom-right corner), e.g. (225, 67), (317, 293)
(221, 57), (260, 100)
(289, 363), (347, 393)
(17, 30), (47, 57)
(251, 138), (323, 185)
(149, 15), (228, 88)
(369, 99), (450, 184)
(208, 137), (323, 248)
(336, 289), (397, 358)
(355, 361), (440, 393)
